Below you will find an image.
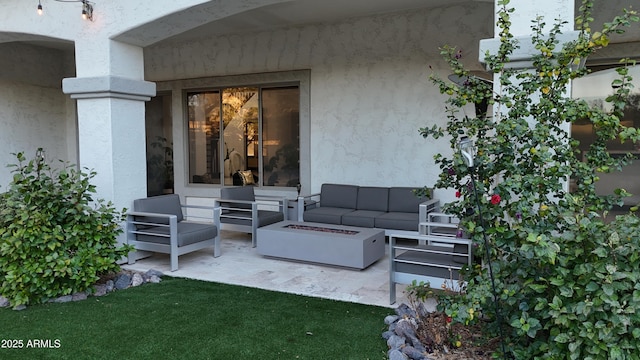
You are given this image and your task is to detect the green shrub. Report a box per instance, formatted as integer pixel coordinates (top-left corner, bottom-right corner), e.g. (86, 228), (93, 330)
(421, 0), (640, 358)
(0, 149), (132, 307)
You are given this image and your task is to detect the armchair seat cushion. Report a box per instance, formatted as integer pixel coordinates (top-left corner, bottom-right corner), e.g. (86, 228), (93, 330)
(135, 222), (218, 247)
(342, 210), (386, 228)
(375, 212), (419, 232)
(303, 207), (355, 225)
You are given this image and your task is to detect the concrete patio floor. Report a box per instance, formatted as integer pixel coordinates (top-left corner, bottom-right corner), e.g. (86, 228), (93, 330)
(122, 230), (415, 308)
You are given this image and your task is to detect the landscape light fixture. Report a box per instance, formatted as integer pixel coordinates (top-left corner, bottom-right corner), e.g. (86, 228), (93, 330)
(36, 0), (94, 21)
(458, 135), (507, 359)
(458, 136), (475, 168)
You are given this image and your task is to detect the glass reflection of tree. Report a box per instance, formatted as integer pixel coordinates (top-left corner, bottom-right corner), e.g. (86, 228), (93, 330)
(222, 88), (258, 182)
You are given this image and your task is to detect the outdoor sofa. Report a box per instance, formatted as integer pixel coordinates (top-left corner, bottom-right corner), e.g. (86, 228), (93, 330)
(291, 184), (470, 298)
(297, 183), (439, 235)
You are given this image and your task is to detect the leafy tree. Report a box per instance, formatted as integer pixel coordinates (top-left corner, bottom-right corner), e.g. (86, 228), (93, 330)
(421, 0), (640, 357)
(0, 149), (132, 308)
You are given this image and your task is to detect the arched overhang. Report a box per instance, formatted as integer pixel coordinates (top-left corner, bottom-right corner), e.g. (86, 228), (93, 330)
(111, 0), (486, 47)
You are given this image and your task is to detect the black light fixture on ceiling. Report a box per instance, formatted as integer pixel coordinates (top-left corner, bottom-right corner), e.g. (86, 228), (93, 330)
(36, 0), (94, 21)
(448, 71), (493, 119)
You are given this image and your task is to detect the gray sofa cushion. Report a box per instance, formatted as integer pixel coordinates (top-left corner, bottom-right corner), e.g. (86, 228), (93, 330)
(320, 184), (359, 209)
(303, 207), (355, 225)
(135, 222), (217, 247)
(357, 187), (389, 211)
(134, 194), (184, 223)
(388, 187), (424, 213)
(374, 212), (419, 232)
(342, 210), (386, 228)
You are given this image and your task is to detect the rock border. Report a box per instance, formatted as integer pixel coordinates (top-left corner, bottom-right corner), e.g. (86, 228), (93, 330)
(383, 303), (434, 360)
(0, 269), (164, 311)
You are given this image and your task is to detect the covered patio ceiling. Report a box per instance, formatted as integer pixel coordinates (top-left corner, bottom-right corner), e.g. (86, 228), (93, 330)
(167, 0), (489, 36)
(4, 0), (637, 54)
(114, 0), (491, 47)
(112, 0), (640, 52)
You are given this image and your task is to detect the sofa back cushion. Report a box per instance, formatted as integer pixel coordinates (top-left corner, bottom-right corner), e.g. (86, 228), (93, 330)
(356, 187), (389, 211)
(134, 194), (183, 223)
(388, 187), (424, 213)
(320, 184), (358, 209)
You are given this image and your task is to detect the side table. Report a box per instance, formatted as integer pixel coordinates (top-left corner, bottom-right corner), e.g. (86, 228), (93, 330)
(287, 197), (318, 221)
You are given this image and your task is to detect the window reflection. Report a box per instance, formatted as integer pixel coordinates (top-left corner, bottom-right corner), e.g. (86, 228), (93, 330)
(571, 65), (640, 205)
(187, 85), (299, 187)
(188, 91), (221, 184)
(263, 86), (300, 187)
(222, 87), (258, 185)
(145, 93), (173, 197)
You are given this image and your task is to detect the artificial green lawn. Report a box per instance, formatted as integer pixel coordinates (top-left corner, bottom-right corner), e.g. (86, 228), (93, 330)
(0, 277), (390, 359)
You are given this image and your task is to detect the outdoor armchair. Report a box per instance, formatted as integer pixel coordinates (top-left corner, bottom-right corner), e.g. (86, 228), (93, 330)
(127, 194), (221, 271)
(214, 186), (286, 247)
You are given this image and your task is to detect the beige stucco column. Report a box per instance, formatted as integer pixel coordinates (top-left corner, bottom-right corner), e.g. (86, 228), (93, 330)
(481, 0), (576, 68)
(62, 40), (155, 229)
(480, 0), (576, 191)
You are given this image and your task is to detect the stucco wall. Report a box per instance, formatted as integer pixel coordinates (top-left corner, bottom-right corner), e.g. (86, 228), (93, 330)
(144, 4), (493, 201)
(0, 43), (76, 190)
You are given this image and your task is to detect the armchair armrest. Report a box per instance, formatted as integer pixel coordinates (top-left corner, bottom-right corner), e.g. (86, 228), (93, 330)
(129, 203), (220, 225)
(254, 194), (288, 219)
(418, 198), (441, 235)
(299, 192), (321, 202)
(127, 205), (221, 238)
(128, 211), (178, 219)
(255, 194), (288, 202)
(127, 211), (178, 227)
(213, 199), (259, 226)
(419, 198), (440, 217)
(419, 210), (462, 237)
(215, 195), (287, 218)
(180, 204), (221, 229)
(213, 199), (258, 212)
(126, 211), (179, 247)
(296, 193), (321, 222)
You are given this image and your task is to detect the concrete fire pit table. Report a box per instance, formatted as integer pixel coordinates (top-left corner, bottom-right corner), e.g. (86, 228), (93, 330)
(256, 221), (385, 269)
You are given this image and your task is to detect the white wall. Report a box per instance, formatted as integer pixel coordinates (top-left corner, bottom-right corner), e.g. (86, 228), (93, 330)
(0, 43), (76, 190)
(145, 4), (494, 203)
